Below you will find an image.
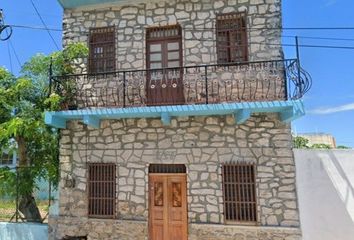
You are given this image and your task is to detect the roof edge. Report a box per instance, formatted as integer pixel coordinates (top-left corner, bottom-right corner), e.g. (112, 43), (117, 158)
(57, 0), (125, 9)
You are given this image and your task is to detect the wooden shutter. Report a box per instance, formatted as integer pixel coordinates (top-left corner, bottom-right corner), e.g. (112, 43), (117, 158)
(222, 163), (257, 223)
(89, 26), (116, 73)
(216, 12), (248, 63)
(88, 163), (116, 218)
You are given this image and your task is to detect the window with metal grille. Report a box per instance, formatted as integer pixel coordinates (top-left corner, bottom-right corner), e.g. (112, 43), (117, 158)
(216, 12), (248, 63)
(222, 163), (257, 223)
(88, 26), (116, 73)
(149, 164), (186, 174)
(88, 163), (116, 218)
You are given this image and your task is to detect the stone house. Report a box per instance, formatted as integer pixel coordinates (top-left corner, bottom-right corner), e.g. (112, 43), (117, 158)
(45, 0), (311, 239)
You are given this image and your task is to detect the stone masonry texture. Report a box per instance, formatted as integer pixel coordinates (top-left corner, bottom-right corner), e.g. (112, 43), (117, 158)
(50, 0), (302, 239)
(61, 0), (286, 109)
(50, 114), (301, 239)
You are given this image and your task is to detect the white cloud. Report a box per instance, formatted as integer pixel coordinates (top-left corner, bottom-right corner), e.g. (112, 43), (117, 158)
(325, 0), (338, 7)
(310, 102), (354, 115)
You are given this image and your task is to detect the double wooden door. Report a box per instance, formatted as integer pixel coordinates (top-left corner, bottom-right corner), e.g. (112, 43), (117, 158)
(146, 25), (185, 106)
(149, 174), (187, 240)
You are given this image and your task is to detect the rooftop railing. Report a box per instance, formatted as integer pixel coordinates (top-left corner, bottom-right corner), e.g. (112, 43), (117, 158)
(49, 59), (311, 110)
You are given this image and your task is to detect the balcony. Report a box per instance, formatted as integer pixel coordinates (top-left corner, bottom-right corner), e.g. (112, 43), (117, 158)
(45, 59), (311, 128)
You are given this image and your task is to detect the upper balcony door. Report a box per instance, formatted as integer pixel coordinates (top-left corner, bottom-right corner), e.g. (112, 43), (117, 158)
(146, 25), (185, 106)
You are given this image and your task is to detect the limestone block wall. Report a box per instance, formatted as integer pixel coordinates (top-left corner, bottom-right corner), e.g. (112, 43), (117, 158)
(60, 0), (286, 108)
(53, 113), (301, 239)
(63, 0), (283, 69)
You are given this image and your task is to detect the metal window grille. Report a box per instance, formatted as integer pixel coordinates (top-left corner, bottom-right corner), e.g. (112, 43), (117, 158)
(222, 163), (257, 223)
(146, 25), (182, 40)
(149, 164), (186, 174)
(216, 12), (248, 63)
(89, 26), (116, 73)
(88, 163), (116, 218)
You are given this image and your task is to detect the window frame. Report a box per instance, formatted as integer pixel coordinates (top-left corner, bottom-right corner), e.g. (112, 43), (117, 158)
(0, 151), (15, 166)
(88, 26), (116, 74)
(87, 163), (117, 219)
(222, 162), (258, 225)
(216, 12), (248, 64)
(146, 24), (183, 70)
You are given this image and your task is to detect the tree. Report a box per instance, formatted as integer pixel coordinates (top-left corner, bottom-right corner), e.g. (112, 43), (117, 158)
(337, 145), (351, 149)
(310, 143), (331, 149)
(293, 136), (309, 149)
(0, 43), (88, 222)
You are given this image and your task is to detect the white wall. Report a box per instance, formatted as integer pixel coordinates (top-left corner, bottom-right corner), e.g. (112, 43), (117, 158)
(294, 149), (354, 240)
(0, 223), (48, 240)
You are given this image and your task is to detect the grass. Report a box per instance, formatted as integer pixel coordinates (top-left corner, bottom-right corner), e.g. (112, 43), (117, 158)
(0, 199), (50, 222)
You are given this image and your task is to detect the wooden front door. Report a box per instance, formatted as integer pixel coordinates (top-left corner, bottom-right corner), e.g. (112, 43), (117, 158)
(146, 25), (185, 106)
(149, 174), (187, 240)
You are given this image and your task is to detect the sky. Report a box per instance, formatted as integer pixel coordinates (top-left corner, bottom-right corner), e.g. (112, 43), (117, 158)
(0, 0), (354, 147)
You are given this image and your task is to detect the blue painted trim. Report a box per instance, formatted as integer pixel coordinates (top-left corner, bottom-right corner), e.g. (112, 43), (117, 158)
(235, 109), (251, 124)
(280, 100), (306, 123)
(161, 112), (171, 126)
(45, 112), (66, 129)
(44, 100), (305, 129)
(58, 0), (127, 9)
(83, 115), (100, 128)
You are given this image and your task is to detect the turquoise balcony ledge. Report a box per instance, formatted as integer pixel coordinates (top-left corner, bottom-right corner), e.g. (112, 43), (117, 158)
(44, 99), (305, 129)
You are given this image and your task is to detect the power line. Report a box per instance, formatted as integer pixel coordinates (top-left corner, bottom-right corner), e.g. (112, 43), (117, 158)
(7, 41), (13, 73)
(263, 42), (354, 50)
(8, 39), (22, 67)
(9, 24), (354, 33)
(7, 23), (354, 50)
(10, 24), (61, 31)
(283, 35), (354, 42)
(29, 0), (60, 50)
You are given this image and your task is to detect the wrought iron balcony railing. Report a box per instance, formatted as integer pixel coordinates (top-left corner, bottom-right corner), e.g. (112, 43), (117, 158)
(49, 59), (311, 110)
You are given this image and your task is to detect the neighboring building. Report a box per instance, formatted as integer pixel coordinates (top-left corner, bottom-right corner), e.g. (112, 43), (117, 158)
(45, 0), (311, 239)
(0, 150), (16, 167)
(294, 149), (354, 240)
(298, 133), (336, 148)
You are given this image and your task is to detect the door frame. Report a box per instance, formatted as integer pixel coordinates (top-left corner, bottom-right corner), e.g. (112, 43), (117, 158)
(145, 24), (184, 106)
(148, 173), (188, 240)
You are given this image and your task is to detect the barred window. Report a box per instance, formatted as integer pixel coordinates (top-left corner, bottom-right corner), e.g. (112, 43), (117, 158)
(216, 12), (248, 63)
(88, 163), (116, 218)
(89, 26), (116, 73)
(222, 163), (257, 223)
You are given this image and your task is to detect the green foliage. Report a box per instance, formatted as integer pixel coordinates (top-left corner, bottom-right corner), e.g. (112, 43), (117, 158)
(293, 136), (309, 149)
(337, 145), (351, 149)
(0, 43), (88, 200)
(310, 143), (331, 149)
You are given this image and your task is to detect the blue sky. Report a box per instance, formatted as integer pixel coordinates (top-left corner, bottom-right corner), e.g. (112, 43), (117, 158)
(1, 0), (353, 147)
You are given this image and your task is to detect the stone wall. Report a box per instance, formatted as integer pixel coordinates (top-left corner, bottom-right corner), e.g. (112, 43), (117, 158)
(63, 0), (283, 68)
(50, 217), (301, 240)
(61, 0), (286, 108)
(52, 113), (301, 239)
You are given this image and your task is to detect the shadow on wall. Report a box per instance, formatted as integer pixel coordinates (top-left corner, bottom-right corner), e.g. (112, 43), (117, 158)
(323, 151), (354, 221)
(294, 149), (354, 240)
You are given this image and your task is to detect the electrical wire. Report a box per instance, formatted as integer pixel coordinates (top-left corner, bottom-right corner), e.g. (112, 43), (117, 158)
(10, 24), (61, 31)
(29, 0), (60, 50)
(7, 23), (354, 50)
(7, 41), (13, 73)
(9, 24), (354, 33)
(283, 35), (354, 42)
(8, 39), (22, 67)
(249, 42), (354, 50)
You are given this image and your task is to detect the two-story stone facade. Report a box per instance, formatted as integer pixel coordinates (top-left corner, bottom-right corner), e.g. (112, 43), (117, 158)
(46, 0), (310, 239)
